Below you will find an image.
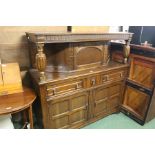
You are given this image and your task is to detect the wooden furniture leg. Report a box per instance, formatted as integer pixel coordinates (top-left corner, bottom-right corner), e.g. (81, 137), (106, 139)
(28, 105), (33, 129)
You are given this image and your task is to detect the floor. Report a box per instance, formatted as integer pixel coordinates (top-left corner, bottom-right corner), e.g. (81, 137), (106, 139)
(83, 113), (155, 129)
(12, 112), (155, 129)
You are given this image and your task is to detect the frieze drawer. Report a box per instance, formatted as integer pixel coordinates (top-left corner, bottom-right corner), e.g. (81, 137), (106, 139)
(102, 71), (126, 84)
(46, 80), (84, 97)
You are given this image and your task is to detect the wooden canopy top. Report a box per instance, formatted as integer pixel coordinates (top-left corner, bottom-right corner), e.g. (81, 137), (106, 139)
(26, 32), (133, 43)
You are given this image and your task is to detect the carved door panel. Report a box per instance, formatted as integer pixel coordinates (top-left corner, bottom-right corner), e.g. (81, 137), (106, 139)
(48, 92), (88, 128)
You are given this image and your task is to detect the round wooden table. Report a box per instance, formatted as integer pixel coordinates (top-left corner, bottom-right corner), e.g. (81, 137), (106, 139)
(0, 87), (36, 129)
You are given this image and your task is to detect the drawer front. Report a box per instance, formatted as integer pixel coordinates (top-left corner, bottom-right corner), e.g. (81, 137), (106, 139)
(46, 80), (84, 97)
(101, 71), (126, 84)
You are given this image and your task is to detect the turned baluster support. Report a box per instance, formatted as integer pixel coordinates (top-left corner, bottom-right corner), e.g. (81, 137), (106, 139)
(103, 43), (110, 65)
(36, 43), (46, 82)
(123, 38), (131, 64)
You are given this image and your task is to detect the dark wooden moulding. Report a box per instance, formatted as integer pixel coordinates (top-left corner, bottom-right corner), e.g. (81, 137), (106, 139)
(26, 32), (133, 129)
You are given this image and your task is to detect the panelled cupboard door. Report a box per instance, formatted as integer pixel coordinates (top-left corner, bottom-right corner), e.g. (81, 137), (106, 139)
(48, 92), (89, 128)
(93, 83), (121, 117)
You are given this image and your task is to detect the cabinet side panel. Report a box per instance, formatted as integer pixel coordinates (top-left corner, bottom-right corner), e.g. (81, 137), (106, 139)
(39, 85), (49, 128)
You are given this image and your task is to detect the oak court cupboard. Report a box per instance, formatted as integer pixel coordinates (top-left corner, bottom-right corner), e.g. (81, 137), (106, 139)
(25, 32), (155, 128)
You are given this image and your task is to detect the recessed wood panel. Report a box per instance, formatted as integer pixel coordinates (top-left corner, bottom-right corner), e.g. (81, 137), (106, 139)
(70, 95), (87, 110)
(50, 100), (69, 116)
(70, 110), (86, 124)
(94, 87), (108, 101)
(76, 47), (102, 66)
(94, 99), (107, 116)
(123, 86), (150, 119)
(108, 95), (120, 114)
(48, 92), (88, 128)
(109, 95), (120, 109)
(109, 84), (121, 96)
(52, 115), (69, 129)
(129, 57), (154, 89)
(132, 64), (152, 88)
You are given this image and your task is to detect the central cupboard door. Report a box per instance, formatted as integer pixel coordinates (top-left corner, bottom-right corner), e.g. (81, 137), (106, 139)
(93, 83), (122, 117)
(48, 92), (89, 128)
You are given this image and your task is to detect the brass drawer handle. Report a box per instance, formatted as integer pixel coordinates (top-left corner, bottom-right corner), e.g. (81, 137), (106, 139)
(120, 72), (123, 78)
(53, 88), (56, 95)
(102, 75), (109, 82)
(84, 103), (89, 110)
(106, 75), (109, 80)
(76, 83), (81, 89)
(91, 78), (96, 86)
(102, 76), (107, 82)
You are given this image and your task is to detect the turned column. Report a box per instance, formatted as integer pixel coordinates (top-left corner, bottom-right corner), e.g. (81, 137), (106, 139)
(36, 43), (46, 82)
(123, 38), (131, 64)
(103, 43), (110, 65)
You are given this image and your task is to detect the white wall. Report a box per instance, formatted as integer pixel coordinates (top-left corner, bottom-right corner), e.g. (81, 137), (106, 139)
(0, 115), (14, 129)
